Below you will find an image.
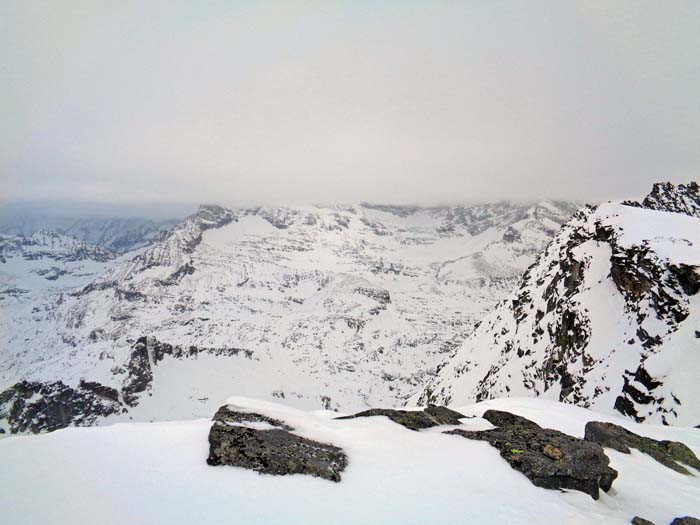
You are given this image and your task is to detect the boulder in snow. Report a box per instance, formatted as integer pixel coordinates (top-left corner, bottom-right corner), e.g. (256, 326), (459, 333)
(446, 410), (618, 500)
(206, 405), (347, 482)
(585, 421), (700, 475)
(336, 405), (467, 430)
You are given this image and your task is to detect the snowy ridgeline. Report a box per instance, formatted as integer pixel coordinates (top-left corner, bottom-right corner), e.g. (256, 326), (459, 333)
(420, 182), (700, 426)
(0, 397), (698, 525)
(0, 200), (579, 432)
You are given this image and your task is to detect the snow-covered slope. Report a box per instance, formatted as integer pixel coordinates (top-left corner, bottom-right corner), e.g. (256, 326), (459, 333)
(0, 230), (119, 304)
(419, 183), (700, 426)
(1, 397), (698, 525)
(0, 201), (577, 432)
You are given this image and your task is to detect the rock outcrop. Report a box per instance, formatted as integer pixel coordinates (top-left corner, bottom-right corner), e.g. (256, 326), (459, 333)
(0, 379), (122, 433)
(585, 421), (700, 475)
(207, 405), (347, 482)
(446, 410), (618, 500)
(632, 517), (700, 525)
(336, 405), (466, 430)
(625, 181), (700, 218)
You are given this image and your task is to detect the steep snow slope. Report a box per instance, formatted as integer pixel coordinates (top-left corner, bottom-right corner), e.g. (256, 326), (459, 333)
(419, 183), (700, 426)
(1, 397), (698, 525)
(0, 201), (577, 431)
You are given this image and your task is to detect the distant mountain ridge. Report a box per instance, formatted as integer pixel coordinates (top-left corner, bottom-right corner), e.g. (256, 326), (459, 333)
(0, 216), (179, 254)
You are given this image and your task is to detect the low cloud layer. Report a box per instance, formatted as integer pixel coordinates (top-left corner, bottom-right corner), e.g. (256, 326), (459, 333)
(2, 1), (699, 207)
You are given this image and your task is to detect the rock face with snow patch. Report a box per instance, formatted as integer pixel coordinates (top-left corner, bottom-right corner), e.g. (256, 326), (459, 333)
(420, 182), (700, 425)
(207, 405), (347, 482)
(584, 421), (700, 475)
(446, 410), (617, 500)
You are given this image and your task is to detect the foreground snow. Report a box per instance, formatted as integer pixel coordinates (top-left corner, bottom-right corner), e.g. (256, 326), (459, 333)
(1, 397), (698, 525)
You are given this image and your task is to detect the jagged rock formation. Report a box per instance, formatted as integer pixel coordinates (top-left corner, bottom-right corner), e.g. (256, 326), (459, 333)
(1, 201), (578, 432)
(419, 182), (700, 425)
(446, 410), (618, 500)
(207, 405), (347, 482)
(585, 421), (700, 475)
(337, 405), (466, 430)
(625, 181), (700, 219)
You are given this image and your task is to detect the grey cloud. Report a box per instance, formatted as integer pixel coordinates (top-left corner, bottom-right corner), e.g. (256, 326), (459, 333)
(2, 1), (698, 207)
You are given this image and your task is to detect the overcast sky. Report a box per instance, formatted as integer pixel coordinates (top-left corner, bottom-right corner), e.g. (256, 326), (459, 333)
(2, 1), (699, 207)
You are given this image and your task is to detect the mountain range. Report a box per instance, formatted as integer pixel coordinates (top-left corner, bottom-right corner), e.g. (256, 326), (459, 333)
(0, 200), (579, 432)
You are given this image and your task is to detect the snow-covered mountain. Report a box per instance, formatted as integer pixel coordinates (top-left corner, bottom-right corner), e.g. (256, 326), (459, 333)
(418, 182), (700, 426)
(0, 216), (178, 254)
(0, 230), (119, 305)
(0, 201), (578, 433)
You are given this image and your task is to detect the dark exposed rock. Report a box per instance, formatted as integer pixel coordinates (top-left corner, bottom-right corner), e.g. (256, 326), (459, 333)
(336, 405), (466, 431)
(121, 337), (153, 407)
(207, 405), (347, 482)
(78, 379), (120, 403)
(502, 225), (522, 243)
(158, 261), (196, 286)
(670, 518), (700, 525)
(634, 181), (700, 218)
(631, 517), (656, 525)
(446, 410), (618, 500)
(149, 337), (253, 363)
(0, 379), (122, 433)
(585, 421), (700, 475)
(121, 336), (253, 407)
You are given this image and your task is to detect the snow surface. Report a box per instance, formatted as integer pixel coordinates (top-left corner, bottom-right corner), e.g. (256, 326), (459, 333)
(1, 397), (698, 525)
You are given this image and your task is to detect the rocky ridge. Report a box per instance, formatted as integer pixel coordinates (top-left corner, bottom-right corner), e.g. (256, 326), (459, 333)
(419, 182), (700, 425)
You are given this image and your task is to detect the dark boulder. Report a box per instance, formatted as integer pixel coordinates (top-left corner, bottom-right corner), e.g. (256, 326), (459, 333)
(671, 518), (700, 525)
(335, 405), (466, 431)
(446, 410), (617, 500)
(207, 405), (347, 482)
(585, 421), (700, 475)
(631, 518), (656, 525)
